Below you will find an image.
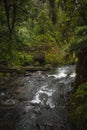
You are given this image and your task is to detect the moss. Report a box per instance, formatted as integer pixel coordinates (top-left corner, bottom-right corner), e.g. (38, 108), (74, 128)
(0, 72), (4, 79)
(69, 83), (87, 130)
(45, 64), (52, 68)
(5, 73), (11, 78)
(34, 62), (40, 66)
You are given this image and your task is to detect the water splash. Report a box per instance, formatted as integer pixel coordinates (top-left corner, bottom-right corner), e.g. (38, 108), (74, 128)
(48, 66), (76, 79)
(30, 85), (55, 108)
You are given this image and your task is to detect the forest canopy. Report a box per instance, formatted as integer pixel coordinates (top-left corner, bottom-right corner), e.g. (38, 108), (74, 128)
(0, 0), (87, 66)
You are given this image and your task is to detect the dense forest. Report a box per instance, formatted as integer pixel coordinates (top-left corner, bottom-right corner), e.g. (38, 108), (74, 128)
(0, 0), (82, 67)
(0, 0), (87, 130)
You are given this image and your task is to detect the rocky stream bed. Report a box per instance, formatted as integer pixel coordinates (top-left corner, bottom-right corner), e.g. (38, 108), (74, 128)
(0, 65), (76, 130)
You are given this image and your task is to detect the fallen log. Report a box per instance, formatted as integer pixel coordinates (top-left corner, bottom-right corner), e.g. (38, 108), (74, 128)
(23, 66), (52, 72)
(0, 67), (17, 73)
(0, 66), (52, 74)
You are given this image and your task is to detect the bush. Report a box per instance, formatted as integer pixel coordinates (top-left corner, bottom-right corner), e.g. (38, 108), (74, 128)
(69, 83), (87, 130)
(70, 26), (87, 56)
(45, 51), (59, 66)
(30, 34), (59, 66)
(0, 72), (4, 79)
(34, 61), (40, 66)
(12, 52), (34, 66)
(45, 64), (52, 68)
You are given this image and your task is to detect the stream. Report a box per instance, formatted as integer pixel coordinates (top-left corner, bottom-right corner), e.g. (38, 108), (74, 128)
(0, 65), (76, 130)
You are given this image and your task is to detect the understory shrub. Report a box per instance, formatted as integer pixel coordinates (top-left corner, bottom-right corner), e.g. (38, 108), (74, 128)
(12, 52), (34, 66)
(69, 83), (87, 130)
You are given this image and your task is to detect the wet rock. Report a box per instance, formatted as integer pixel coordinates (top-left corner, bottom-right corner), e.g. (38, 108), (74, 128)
(0, 65), (76, 130)
(4, 99), (15, 104)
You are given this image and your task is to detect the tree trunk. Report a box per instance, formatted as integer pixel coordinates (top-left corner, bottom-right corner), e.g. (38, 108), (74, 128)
(48, 0), (57, 25)
(76, 48), (87, 86)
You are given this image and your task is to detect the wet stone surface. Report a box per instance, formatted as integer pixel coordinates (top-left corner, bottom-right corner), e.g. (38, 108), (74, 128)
(0, 65), (76, 130)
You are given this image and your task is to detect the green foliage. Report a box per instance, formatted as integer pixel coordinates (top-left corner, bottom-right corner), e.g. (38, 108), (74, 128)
(0, 72), (10, 79)
(0, 39), (15, 63)
(5, 73), (11, 78)
(45, 64), (52, 68)
(45, 51), (59, 66)
(0, 0), (87, 67)
(70, 83), (87, 130)
(29, 34), (59, 66)
(32, 34), (56, 47)
(34, 61), (40, 66)
(0, 72), (4, 79)
(76, 26), (87, 36)
(34, 10), (51, 34)
(70, 26), (87, 56)
(12, 52), (34, 66)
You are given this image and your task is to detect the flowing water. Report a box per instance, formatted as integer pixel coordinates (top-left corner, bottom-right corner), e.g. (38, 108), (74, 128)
(0, 65), (76, 130)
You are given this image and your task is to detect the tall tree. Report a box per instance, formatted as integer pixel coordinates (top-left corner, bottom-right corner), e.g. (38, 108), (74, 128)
(3, 0), (17, 39)
(48, 0), (57, 24)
